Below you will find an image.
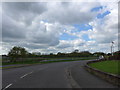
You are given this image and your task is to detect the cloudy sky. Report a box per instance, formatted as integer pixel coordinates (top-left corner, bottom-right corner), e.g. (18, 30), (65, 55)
(1, 0), (119, 55)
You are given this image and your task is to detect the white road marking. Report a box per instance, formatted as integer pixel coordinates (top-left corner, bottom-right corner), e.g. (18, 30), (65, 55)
(20, 74), (28, 78)
(20, 66), (48, 79)
(28, 71), (33, 74)
(20, 71), (33, 78)
(4, 83), (12, 89)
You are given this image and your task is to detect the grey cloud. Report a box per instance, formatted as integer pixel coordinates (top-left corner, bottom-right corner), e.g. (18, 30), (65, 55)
(2, 22), (26, 39)
(4, 41), (48, 50)
(27, 22), (61, 46)
(43, 2), (98, 25)
(3, 2), (47, 26)
(2, 2), (62, 47)
(3, 2), (47, 15)
(21, 43), (48, 49)
(2, 14), (27, 42)
(97, 35), (116, 44)
(56, 41), (73, 49)
(60, 2), (70, 7)
(30, 36), (59, 46)
(110, 23), (118, 29)
(2, 2), (51, 44)
(57, 44), (72, 49)
(44, 9), (96, 25)
(2, 2), (116, 54)
(2, 2), (97, 47)
(78, 42), (85, 46)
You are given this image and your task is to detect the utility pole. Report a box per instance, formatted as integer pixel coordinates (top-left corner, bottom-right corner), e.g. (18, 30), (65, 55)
(111, 41), (114, 56)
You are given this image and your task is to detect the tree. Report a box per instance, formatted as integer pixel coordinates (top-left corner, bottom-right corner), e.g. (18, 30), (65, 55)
(93, 52), (105, 57)
(73, 49), (79, 53)
(49, 53), (53, 55)
(80, 51), (92, 57)
(57, 52), (62, 55)
(8, 46), (28, 62)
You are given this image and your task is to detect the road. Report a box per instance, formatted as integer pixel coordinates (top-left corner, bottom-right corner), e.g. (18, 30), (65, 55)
(2, 60), (118, 89)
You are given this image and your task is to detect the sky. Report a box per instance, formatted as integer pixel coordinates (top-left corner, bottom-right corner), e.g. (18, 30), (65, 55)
(1, 0), (119, 55)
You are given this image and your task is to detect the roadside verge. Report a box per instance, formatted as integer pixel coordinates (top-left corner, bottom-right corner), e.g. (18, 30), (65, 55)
(84, 60), (120, 86)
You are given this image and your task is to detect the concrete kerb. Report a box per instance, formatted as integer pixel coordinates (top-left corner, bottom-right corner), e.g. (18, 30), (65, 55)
(84, 59), (120, 86)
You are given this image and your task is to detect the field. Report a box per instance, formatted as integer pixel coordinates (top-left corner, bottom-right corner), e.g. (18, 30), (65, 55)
(89, 60), (119, 75)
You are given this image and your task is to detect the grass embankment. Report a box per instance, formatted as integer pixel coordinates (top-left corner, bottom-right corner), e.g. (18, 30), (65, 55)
(2, 57), (97, 65)
(89, 60), (120, 75)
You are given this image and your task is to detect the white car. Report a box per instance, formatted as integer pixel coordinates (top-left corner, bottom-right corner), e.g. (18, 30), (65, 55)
(99, 56), (104, 60)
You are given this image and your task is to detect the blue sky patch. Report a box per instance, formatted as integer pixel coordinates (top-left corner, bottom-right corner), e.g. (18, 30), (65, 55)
(82, 34), (90, 41)
(97, 11), (110, 19)
(41, 20), (48, 23)
(73, 24), (93, 32)
(60, 33), (78, 40)
(91, 6), (103, 12)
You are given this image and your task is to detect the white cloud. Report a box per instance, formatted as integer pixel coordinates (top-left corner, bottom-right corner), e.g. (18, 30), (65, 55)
(27, 21), (62, 46)
(42, 2), (99, 25)
(87, 4), (118, 44)
(1, 1), (119, 54)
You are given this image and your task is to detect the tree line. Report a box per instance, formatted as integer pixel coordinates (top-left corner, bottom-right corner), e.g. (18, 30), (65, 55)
(3, 46), (119, 62)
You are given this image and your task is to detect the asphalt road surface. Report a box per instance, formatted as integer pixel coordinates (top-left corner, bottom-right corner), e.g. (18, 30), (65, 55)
(2, 60), (118, 89)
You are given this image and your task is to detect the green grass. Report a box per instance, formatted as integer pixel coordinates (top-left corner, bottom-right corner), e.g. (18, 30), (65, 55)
(2, 57), (97, 65)
(89, 60), (120, 75)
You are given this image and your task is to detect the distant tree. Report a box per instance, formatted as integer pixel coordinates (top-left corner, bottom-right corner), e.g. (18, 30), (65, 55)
(50, 53), (54, 55)
(93, 52), (105, 57)
(8, 46), (28, 62)
(57, 52), (67, 57)
(107, 53), (111, 56)
(80, 51), (92, 57)
(73, 49), (79, 53)
(69, 49), (79, 57)
(57, 52), (62, 55)
(32, 52), (41, 56)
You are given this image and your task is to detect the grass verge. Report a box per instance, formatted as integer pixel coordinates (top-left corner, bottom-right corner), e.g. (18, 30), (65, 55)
(89, 60), (120, 75)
